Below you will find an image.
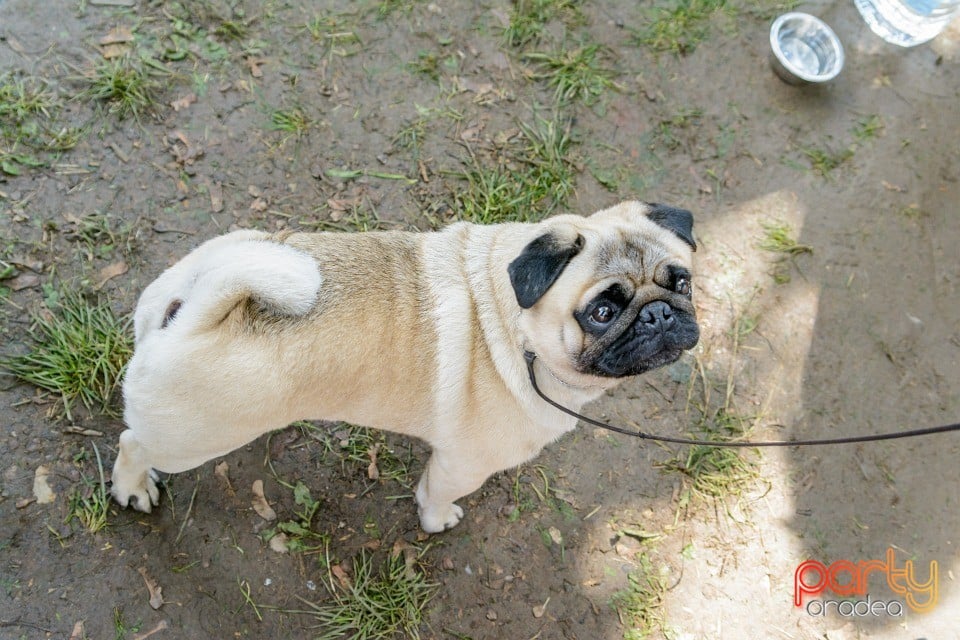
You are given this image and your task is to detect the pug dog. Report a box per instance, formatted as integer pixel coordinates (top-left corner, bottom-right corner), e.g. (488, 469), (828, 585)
(111, 201), (699, 532)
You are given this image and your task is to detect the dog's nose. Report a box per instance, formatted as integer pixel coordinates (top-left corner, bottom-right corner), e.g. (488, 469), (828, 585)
(639, 301), (674, 330)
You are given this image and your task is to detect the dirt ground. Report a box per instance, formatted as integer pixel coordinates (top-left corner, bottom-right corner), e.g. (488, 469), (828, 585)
(1, 1), (959, 639)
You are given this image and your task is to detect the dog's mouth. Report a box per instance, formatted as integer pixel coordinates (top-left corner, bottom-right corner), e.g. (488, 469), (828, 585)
(580, 300), (699, 378)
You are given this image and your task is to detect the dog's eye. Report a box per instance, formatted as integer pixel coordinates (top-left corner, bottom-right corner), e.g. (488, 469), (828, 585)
(590, 304), (615, 324)
(675, 277), (691, 296)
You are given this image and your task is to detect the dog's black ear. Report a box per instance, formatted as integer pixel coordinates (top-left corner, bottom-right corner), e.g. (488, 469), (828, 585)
(508, 232), (584, 309)
(646, 203), (697, 251)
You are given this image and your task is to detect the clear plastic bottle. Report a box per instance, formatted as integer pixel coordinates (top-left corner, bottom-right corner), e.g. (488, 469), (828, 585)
(854, 0), (960, 46)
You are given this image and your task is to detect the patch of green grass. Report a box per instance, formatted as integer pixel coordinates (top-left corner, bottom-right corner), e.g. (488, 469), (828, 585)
(524, 44), (619, 106)
(332, 424), (412, 486)
(455, 163), (536, 224)
(323, 208), (389, 233)
(0, 73), (84, 174)
(851, 114), (884, 143)
(296, 422), (413, 486)
(215, 17), (250, 42)
(518, 112), (575, 201)
(661, 415), (760, 499)
(304, 12), (362, 56)
(653, 107), (703, 151)
(758, 221), (812, 256)
(262, 481), (330, 554)
(159, 16), (230, 62)
(453, 111), (576, 224)
(298, 548), (439, 640)
(799, 143), (854, 176)
(375, 0), (415, 19)
(80, 55), (165, 120)
(407, 49), (459, 83)
(898, 204), (928, 220)
(661, 325), (763, 502)
(66, 443), (110, 534)
(113, 607), (141, 640)
(502, 0), (583, 48)
(0, 74), (56, 121)
(269, 106), (312, 138)
(633, 0), (729, 55)
(392, 117), (427, 157)
(611, 553), (667, 639)
(508, 464), (576, 522)
(0, 148), (44, 176)
(1, 288), (133, 420)
(63, 211), (140, 261)
(585, 157), (622, 191)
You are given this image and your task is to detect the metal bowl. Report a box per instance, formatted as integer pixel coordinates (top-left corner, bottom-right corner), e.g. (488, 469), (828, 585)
(770, 12), (844, 85)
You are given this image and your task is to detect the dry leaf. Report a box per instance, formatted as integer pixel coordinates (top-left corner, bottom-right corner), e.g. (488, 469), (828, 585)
(459, 123), (483, 142)
(456, 76), (495, 97)
(269, 533), (290, 553)
(63, 426), (104, 437)
(532, 597), (550, 619)
(100, 26), (134, 46)
(9, 257), (43, 272)
(331, 563), (352, 589)
(245, 57), (265, 78)
(493, 128), (520, 146)
(33, 465), (56, 504)
(5, 36), (26, 54)
(547, 526), (563, 545)
(170, 93), (197, 112)
(100, 43), (129, 59)
(209, 181), (224, 213)
(137, 567), (165, 610)
(249, 197), (268, 212)
(94, 260), (128, 291)
(326, 198), (350, 211)
(8, 272), (40, 291)
(366, 442), (380, 480)
(391, 539), (419, 578)
(167, 131), (203, 166)
(131, 620), (170, 640)
(99, 26), (133, 59)
(70, 621), (85, 640)
(214, 461), (235, 497)
(251, 480), (277, 521)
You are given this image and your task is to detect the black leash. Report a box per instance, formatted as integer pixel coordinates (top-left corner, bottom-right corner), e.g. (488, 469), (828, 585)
(523, 351), (960, 448)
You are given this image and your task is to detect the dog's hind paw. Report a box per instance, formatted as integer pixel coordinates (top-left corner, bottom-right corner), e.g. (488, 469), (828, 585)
(418, 502), (464, 533)
(111, 469), (160, 513)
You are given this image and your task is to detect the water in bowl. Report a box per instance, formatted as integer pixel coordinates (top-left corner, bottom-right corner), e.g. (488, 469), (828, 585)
(780, 36), (823, 75)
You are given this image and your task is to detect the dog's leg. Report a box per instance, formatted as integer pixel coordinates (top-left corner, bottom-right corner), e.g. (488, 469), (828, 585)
(110, 429), (160, 512)
(415, 447), (498, 533)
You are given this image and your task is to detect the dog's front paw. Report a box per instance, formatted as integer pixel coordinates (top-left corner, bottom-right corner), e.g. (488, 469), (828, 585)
(418, 502), (464, 533)
(111, 469), (160, 513)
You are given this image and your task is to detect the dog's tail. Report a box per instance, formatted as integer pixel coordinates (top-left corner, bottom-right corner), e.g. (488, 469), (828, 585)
(133, 231), (322, 341)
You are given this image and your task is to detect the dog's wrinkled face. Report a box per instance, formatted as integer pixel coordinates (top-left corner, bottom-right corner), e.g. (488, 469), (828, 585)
(508, 201), (699, 386)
